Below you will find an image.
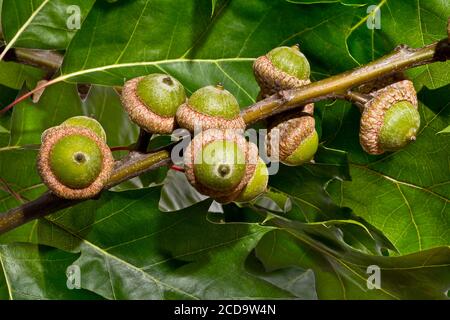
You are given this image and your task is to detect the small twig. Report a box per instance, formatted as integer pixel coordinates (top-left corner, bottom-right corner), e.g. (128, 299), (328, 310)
(170, 165), (185, 173)
(0, 178), (28, 203)
(135, 129), (152, 153)
(340, 91), (371, 112)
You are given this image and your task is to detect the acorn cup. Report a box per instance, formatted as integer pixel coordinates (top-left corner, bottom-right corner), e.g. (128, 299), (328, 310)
(266, 112), (319, 166)
(37, 124), (114, 200)
(253, 45), (314, 115)
(357, 79), (420, 155)
(176, 85), (245, 133)
(183, 129), (261, 203)
(121, 73), (186, 134)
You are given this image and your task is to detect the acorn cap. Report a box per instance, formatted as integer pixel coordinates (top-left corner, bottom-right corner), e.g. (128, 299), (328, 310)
(253, 46), (314, 113)
(184, 129), (258, 203)
(121, 74), (186, 134)
(356, 72), (406, 94)
(176, 85), (245, 132)
(267, 114), (317, 164)
(359, 80), (419, 155)
(37, 126), (114, 200)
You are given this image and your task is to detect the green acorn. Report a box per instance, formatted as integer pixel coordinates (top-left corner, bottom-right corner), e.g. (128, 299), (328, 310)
(121, 73), (186, 134)
(235, 157), (269, 203)
(267, 113), (319, 166)
(359, 80), (420, 155)
(184, 129), (258, 203)
(253, 45), (314, 114)
(37, 126), (114, 199)
(176, 85), (246, 132)
(61, 116), (107, 142)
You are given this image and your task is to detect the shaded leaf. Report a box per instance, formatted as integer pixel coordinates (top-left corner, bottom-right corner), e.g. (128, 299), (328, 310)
(159, 170), (209, 212)
(256, 217), (450, 299)
(0, 62), (44, 90)
(21, 188), (316, 299)
(0, 243), (102, 299)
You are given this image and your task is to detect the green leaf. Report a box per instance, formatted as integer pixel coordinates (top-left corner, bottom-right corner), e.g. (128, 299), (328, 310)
(256, 224), (450, 299)
(343, 0), (450, 89)
(0, 85), (17, 147)
(325, 85), (450, 254)
(82, 86), (139, 148)
(269, 146), (395, 255)
(211, 0), (217, 16)
(286, 0), (366, 5)
(438, 125), (450, 134)
(0, 61), (44, 90)
(16, 188), (316, 299)
(1, 0), (449, 300)
(59, 0), (369, 106)
(9, 83), (84, 146)
(0, 243), (102, 299)
(159, 170), (209, 212)
(1, 0), (96, 51)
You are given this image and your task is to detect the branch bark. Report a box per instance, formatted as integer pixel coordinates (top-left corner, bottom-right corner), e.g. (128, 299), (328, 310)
(0, 37), (449, 235)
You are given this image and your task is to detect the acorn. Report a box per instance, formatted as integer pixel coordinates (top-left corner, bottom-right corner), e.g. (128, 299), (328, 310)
(121, 73), (186, 134)
(176, 85), (245, 133)
(266, 113), (319, 166)
(253, 45), (314, 114)
(184, 129), (258, 203)
(37, 126), (114, 199)
(358, 80), (420, 155)
(235, 157), (269, 203)
(61, 116), (107, 142)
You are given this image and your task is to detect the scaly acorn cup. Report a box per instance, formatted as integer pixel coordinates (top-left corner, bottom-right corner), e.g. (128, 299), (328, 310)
(235, 157), (269, 203)
(253, 45), (314, 114)
(359, 80), (420, 155)
(184, 129), (258, 203)
(176, 85), (246, 132)
(61, 116), (107, 142)
(121, 73), (186, 134)
(267, 113), (319, 166)
(37, 126), (114, 200)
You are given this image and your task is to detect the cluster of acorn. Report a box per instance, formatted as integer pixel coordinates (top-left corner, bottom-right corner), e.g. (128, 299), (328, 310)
(37, 45), (421, 202)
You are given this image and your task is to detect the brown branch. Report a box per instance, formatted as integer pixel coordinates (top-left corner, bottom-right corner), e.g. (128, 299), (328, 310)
(13, 48), (63, 72)
(241, 40), (450, 124)
(0, 37), (449, 235)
